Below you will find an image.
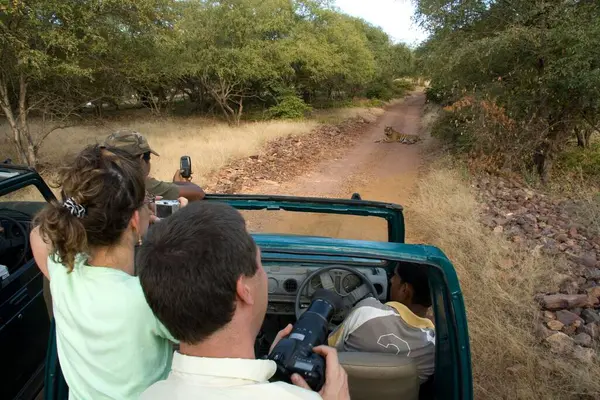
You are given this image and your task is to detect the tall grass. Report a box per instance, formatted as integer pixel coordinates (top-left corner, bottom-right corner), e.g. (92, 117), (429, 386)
(0, 107), (383, 188)
(406, 157), (600, 399)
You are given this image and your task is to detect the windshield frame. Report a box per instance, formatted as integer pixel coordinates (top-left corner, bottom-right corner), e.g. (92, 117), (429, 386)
(205, 193), (405, 243)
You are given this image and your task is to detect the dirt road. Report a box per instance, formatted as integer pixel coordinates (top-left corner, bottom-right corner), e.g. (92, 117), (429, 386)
(242, 92), (427, 243)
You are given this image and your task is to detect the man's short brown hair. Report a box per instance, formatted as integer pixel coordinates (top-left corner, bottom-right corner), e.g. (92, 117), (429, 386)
(138, 202), (258, 343)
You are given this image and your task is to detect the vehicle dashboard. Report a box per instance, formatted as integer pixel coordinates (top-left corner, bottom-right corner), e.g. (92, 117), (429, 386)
(263, 263), (389, 315)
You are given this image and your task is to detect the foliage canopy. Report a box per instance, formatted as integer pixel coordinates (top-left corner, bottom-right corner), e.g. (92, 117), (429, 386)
(0, 0), (415, 166)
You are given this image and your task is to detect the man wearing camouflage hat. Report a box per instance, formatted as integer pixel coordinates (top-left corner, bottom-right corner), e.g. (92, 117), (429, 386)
(104, 130), (206, 201)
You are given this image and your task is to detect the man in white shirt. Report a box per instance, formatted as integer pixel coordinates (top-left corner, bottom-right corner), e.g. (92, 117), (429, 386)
(137, 201), (349, 400)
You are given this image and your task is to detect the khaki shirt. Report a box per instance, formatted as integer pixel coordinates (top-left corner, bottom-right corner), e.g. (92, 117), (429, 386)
(328, 297), (435, 383)
(145, 177), (179, 200)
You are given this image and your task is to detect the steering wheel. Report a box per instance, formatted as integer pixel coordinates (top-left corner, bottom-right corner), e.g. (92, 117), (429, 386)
(295, 264), (378, 321)
(0, 216), (29, 269)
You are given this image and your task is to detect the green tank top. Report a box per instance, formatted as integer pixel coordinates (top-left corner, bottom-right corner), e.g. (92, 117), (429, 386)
(47, 254), (176, 399)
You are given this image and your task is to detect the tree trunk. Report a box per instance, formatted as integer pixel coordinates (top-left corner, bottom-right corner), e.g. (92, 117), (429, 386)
(585, 129), (593, 148)
(576, 127), (585, 147)
(0, 73), (38, 166)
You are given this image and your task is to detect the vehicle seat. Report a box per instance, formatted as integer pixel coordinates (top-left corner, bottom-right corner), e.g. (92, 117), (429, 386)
(338, 352), (419, 400)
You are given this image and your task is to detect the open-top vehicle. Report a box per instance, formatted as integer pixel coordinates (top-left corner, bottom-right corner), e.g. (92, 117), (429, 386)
(0, 164), (472, 400)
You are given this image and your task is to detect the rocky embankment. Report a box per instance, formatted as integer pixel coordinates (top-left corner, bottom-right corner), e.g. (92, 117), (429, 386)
(475, 175), (600, 362)
(205, 116), (373, 194)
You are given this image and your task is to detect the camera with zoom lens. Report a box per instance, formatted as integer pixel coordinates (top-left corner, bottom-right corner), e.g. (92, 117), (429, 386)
(268, 289), (342, 391)
(155, 199), (180, 218)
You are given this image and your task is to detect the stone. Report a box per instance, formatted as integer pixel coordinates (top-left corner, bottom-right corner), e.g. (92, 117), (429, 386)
(582, 322), (600, 339)
(493, 226), (504, 235)
(581, 309), (600, 324)
(587, 294), (600, 308)
(584, 268), (600, 280)
(559, 279), (580, 295)
(482, 216), (496, 228)
(545, 332), (575, 355)
(546, 320), (564, 331)
(587, 286), (600, 301)
(522, 224), (536, 234)
(556, 233), (569, 243)
(539, 294), (589, 311)
(536, 323), (554, 339)
(512, 235), (525, 244)
(493, 217), (508, 226)
(524, 213), (537, 224)
(556, 310), (584, 326)
(569, 226), (578, 237)
(543, 311), (556, 321)
(579, 253), (597, 269)
(573, 346), (595, 363)
(542, 241), (560, 255)
(574, 333), (593, 348)
(563, 324), (578, 335)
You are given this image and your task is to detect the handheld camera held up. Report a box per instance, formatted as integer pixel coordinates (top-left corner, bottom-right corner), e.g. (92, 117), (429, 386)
(155, 200), (180, 218)
(180, 156), (192, 180)
(268, 289), (343, 391)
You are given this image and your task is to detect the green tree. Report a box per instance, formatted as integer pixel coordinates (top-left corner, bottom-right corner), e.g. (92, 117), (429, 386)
(0, 0), (174, 166)
(415, 0), (600, 181)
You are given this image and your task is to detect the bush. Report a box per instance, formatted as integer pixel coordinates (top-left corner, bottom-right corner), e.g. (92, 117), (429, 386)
(555, 142), (600, 184)
(392, 78), (415, 94)
(365, 81), (394, 101)
(424, 82), (458, 106)
(266, 96), (312, 120)
(430, 110), (476, 153)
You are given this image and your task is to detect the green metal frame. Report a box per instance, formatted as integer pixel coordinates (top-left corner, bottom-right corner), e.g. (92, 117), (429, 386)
(204, 194), (406, 243)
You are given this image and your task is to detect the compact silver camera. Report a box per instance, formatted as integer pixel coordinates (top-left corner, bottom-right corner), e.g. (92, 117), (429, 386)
(155, 199), (180, 218)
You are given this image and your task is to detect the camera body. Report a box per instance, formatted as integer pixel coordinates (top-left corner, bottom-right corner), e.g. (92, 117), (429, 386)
(180, 156), (192, 179)
(268, 289), (342, 391)
(155, 199), (180, 218)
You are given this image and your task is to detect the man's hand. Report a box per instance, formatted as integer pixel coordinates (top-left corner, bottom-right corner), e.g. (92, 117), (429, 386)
(269, 324), (293, 354)
(178, 197), (189, 208)
(148, 195), (161, 224)
(173, 169), (192, 183)
(291, 346), (349, 400)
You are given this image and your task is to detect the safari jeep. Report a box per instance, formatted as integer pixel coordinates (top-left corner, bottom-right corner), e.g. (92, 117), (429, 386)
(0, 163), (472, 400)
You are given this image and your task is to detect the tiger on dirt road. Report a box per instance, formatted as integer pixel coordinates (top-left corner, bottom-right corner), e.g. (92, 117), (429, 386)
(375, 126), (421, 144)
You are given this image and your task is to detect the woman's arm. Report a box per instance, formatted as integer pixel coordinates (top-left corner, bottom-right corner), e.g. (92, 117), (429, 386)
(30, 226), (51, 279)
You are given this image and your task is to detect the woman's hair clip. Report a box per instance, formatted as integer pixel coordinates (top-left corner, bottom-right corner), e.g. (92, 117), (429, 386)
(63, 197), (87, 218)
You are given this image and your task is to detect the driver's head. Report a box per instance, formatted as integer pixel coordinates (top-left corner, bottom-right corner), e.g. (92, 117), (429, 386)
(138, 202), (268, 344)
(390, 262), (432, 308)
(104, 129), (158, 178)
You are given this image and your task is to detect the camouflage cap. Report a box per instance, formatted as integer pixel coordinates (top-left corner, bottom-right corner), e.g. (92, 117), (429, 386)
(104, 129), (159, 157)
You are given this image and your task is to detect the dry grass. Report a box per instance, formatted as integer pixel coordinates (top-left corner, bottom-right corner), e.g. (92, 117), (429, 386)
(0, 106), (383, 190)
(313, 106), (385, 125)
(406, 157), (600, 399)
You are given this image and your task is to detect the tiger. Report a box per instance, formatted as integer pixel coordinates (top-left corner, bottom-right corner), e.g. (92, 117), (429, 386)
(375, 126), (421, 144)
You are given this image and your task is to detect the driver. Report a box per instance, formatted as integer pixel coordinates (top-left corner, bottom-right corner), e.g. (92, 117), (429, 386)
(328, 263), (435, 384)
(137, 201), (350, 400)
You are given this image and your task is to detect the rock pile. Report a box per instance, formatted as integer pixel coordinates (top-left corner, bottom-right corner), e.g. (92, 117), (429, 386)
(474, 175), (600, 362)
(205, 117), (371, 194)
